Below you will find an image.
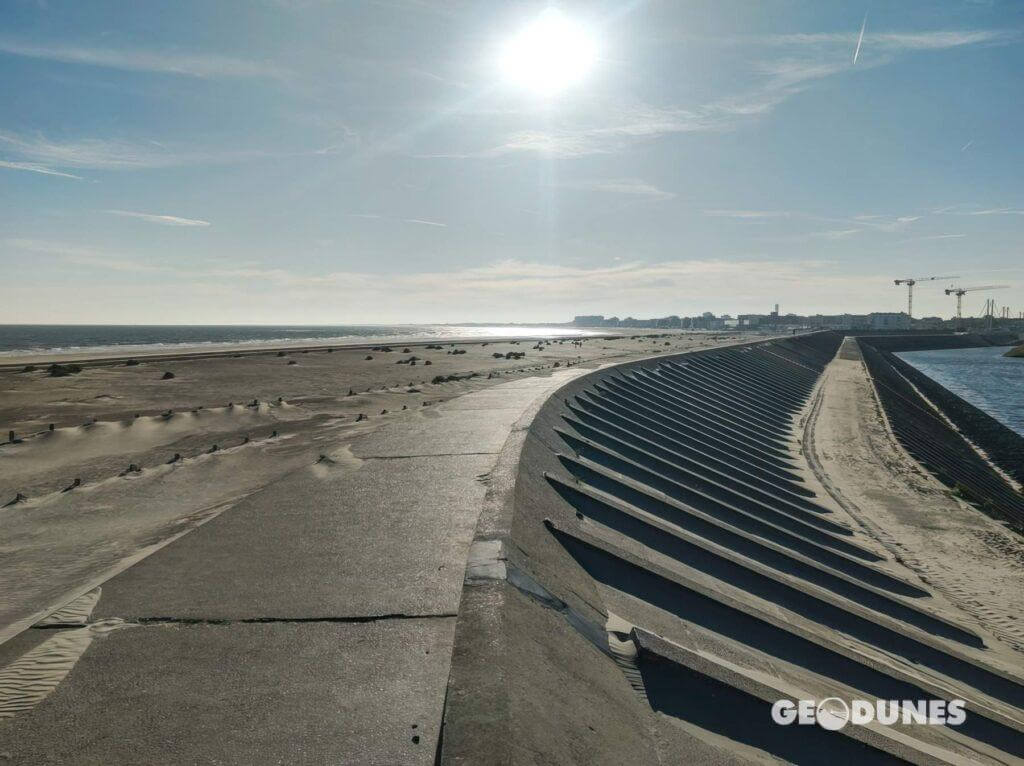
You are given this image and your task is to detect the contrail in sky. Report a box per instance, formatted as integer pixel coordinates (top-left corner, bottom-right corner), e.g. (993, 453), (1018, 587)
(853, 12), (867, 64)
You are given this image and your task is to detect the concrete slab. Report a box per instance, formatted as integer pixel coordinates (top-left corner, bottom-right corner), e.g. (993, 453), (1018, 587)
(0, 618), (453, 765)
(93, 453), (493, 620)
(351, 408), (522, 457)
(352, 377), (586, 457)
(436, 388), (549, 411)
(0, 370), (596, 765)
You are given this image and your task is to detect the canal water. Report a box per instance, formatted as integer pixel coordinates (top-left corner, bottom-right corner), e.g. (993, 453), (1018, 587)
(896, 346), (1024, 437)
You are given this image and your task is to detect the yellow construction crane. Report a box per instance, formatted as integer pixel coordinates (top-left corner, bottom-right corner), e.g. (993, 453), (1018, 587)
(893, 275), (959, 318)
(943, 284), (1009, 319)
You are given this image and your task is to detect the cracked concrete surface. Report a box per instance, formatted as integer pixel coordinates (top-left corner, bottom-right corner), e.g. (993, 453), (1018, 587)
(0, 370), (590, 765)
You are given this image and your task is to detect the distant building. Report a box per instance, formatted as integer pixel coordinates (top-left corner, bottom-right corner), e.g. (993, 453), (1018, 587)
(569, 308), (944, 333)
(738, 314), (766, 327)
(869, 312), (911, 330)
(809, 313), (870, 330)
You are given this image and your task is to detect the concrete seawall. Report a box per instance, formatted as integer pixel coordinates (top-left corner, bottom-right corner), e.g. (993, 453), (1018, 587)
(440, 331), (1024, 764)
(881, 350), (1024, 487)
(857, 332), (1020, 353)
(856, 336), (1024, 530)
(3, 331), (1023, 763)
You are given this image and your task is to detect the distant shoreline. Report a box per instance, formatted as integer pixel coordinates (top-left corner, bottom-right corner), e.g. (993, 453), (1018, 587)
(0, 328), (696, 368)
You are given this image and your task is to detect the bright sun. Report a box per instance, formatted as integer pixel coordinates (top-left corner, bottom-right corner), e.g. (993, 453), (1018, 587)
(498, 8), (597, 97)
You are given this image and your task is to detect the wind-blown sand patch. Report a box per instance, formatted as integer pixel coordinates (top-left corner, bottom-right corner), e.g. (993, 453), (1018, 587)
(0, 620), (132, 720)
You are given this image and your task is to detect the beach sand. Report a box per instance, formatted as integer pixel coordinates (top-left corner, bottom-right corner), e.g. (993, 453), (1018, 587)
(0, 330), (750, 644)
(804, 350), (1024, 655)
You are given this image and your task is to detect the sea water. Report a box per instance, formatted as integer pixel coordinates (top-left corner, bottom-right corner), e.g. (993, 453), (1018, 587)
(0, 324), (604, 357)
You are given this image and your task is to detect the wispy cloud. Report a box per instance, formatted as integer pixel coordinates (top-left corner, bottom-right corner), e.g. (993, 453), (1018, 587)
(872, 30), (1018, 50)
(703, 209), (791, 219)
(707, 208), (929, 242)
(933, 204), (1024, 216)
(0, 132), (182, 170)
(105, 210), (211, 227)
(403, 218), (447, 227)
(559, 178), (675, 200)
(765, 29), (1018, 51)
(8, 238), (865, 312)
(441, 27), (1016, 160)
(967, 208), (1024, 216)
(902, 233), (967, 242)
(852, 214), (921, 232)
(0, 39), (286, 79)
(811, 228), (862, 240)
(19, 237), (997, 322)
(0, 132), (266, 172)
(481, 96), (796, 158)
(345, 213), (447, 227)
(0, 159), (81, 179)
(423, 93), (798, 159)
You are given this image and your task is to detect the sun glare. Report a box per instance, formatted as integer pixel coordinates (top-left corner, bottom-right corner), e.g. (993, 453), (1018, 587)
(498, 8), (597, 97)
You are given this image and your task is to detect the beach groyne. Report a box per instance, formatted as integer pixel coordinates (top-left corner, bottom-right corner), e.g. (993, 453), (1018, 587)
(440, 331), (1024, 764)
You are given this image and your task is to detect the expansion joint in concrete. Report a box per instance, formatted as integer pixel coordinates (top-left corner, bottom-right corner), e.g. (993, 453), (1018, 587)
(362, 452), (497, 460)
(32, 613), (458, 629)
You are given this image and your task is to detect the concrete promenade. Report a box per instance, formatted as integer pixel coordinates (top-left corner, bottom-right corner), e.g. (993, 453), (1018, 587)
(0, 371), (587, 764)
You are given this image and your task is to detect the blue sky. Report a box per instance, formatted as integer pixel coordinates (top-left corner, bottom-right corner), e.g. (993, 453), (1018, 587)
(2, 0), (1023, 324)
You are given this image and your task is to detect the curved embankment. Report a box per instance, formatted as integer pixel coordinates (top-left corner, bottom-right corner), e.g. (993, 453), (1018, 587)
(440, 331), (1024, 765)
(856, 336), (1024, 529)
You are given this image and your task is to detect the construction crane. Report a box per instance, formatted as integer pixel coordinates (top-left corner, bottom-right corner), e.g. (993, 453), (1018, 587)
(893, 275), (959, 318)
(944, 285), (1009, 320)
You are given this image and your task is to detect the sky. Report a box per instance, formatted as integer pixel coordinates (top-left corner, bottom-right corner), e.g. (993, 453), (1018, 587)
(2, 0), (1023, 324)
